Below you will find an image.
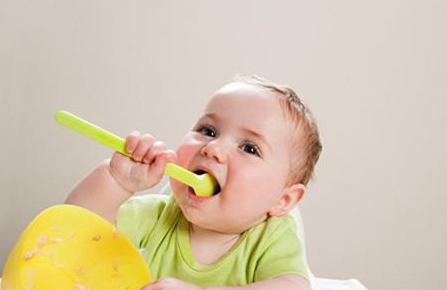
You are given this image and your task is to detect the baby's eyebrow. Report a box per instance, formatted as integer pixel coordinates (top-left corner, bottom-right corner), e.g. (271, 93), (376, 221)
(240, 127), (272, 153)
(202, 113), (219, 121)
(193, 114), (216, 125)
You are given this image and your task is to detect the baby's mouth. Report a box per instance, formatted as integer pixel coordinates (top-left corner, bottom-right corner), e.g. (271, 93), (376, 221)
(193, 170), (222, 196)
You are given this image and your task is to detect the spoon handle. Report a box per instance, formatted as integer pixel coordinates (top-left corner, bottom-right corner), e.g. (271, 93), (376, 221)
(55, 110), (131, 157)
(164, 163), (198, 188)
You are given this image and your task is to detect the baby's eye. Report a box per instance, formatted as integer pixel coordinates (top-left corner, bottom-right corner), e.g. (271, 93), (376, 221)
(198, 125), (217, 138)
(241, 142), (261, 157)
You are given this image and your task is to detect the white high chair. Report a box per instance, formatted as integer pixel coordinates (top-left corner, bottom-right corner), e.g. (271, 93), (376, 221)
(289, 206), (368, 290)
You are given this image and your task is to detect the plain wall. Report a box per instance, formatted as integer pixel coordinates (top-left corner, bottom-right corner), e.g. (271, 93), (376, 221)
(1, 1), (446, 289)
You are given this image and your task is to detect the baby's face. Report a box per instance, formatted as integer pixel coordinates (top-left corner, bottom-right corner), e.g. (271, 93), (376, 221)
(170, 82), (295, 234)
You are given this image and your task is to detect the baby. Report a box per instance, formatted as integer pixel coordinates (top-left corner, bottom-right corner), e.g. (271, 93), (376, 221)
(66, 75), (322, 290)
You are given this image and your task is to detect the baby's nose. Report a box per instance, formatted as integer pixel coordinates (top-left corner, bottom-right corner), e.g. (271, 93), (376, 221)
(200, 141), (228, 163)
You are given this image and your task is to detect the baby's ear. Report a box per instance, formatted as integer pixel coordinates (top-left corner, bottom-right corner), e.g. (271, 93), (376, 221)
(268, 183), (306, 217)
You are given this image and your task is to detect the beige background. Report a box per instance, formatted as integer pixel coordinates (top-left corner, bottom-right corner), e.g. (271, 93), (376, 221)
(1, 1), (446, 289)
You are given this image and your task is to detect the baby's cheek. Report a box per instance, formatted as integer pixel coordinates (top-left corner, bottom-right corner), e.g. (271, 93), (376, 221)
(175, 141), (198, 167)
(175, 149), (190, 169)
(248, 172), (282, 200)
(169, 179), (183, 196)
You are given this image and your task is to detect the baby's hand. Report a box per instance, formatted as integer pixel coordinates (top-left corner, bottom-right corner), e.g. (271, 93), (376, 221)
(108, 131), (176, 194)
(141, 278), (203, 290)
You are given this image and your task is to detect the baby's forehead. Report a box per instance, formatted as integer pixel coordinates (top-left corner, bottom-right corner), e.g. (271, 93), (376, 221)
(205, 82), (282, 111)
(205, 85), (280, 115)
(214, 82), (270, 96)
(201, 85), (297, 145)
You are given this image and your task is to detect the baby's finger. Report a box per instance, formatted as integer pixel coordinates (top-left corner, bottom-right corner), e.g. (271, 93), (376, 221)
(146, 150), (176, 183)
(132, 134), (155, 162)
(162, 150), (177, 164)
(142, 141), (166, 164)
(125, 131), (141, 154)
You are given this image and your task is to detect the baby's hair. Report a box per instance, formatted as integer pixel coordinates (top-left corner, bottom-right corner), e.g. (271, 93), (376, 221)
(232, 74), (322, 186)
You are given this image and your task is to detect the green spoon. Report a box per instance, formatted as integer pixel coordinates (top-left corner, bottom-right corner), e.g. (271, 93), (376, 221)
(54, 110), (217, 197)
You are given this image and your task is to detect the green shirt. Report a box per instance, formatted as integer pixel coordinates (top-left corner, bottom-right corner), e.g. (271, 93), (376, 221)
(117, 194), (308, 287)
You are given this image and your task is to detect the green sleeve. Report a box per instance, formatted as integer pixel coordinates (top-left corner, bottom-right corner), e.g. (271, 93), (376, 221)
(254, 217), (309, 282)
(116, 194), (170, 248)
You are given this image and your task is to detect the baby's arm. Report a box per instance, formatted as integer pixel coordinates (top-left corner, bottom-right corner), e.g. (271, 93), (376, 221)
(141, 275), (309, 290)
(65, 131), (176, 223)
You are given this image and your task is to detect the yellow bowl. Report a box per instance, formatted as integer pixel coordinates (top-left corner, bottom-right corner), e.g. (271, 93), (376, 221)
(1, 205), (151, 290)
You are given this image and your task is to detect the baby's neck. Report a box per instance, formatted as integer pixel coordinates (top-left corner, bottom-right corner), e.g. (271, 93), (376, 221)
(189, 223), (241, 265)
